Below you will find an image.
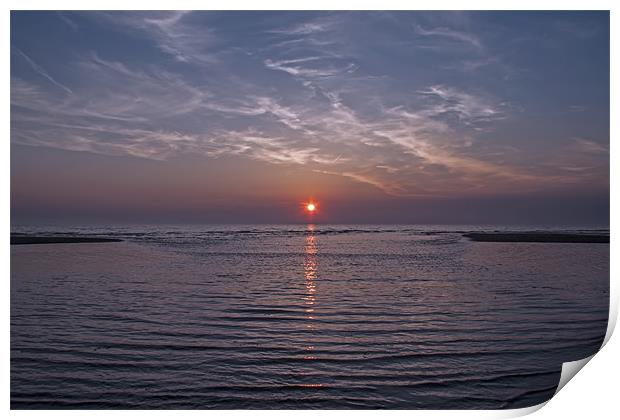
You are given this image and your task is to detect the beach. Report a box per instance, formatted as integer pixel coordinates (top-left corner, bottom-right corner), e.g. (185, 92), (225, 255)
(463, 232), (609, 243)
(11, 236), (123, 245)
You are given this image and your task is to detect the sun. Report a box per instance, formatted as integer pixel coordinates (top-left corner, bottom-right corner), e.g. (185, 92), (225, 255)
(302, 200), (318, 215)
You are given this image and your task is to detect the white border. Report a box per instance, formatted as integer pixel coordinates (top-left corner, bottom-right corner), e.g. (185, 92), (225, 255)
(3, 1), (617, 418)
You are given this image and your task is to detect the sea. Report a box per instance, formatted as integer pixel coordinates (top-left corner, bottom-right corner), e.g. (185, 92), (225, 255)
(10, 224), (609, 409)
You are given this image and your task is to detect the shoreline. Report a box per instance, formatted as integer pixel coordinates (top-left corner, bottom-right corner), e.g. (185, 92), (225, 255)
(10, 231), (610, 245)
(463, 232), (609, 243)
(11, 236), (123, 245)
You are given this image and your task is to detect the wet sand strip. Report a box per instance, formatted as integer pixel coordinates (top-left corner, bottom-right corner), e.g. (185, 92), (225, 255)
(11, 236), (123, 245)
(463, 233), (609, 243)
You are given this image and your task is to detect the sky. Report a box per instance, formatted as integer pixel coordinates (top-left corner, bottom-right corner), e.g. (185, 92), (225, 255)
(10, 11), (610, 225)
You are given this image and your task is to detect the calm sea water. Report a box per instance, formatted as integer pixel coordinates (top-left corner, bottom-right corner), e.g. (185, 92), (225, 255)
(11, 225), (609, 409)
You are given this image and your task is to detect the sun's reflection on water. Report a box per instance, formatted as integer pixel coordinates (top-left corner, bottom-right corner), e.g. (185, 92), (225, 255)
(301, 223), (321, 385)
(300, 225), (324, 388)
(303, 224), (318, 329)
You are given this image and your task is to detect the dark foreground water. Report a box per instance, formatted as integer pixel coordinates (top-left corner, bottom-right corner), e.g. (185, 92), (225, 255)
(11, 225), (609, 409)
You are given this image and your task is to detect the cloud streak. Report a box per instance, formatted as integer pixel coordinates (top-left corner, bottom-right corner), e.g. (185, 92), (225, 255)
(13, 47), (73, 95)
(413, 24), (483, 50)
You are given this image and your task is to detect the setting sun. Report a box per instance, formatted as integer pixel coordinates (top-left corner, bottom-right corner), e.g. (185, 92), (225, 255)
(306, 203), (316, 212)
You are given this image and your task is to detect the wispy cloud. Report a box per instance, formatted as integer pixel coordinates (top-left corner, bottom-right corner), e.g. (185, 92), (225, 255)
(314, 169), (408, 196)
(568, 105), (586, 113)
(417, 85), (505, 125)
(13, 47), (73, 95)
(99, 11), (218, 64)
(264, 57), (356, 78)
(413, 24), (483, 50)
(269, 21), (333, 36)
(207, 130), (336, 166)
(572, 137), (608, 154)
(56, 11), (78, 31)
(11, 116), (202, 160)
(11, 11), (609, 199)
